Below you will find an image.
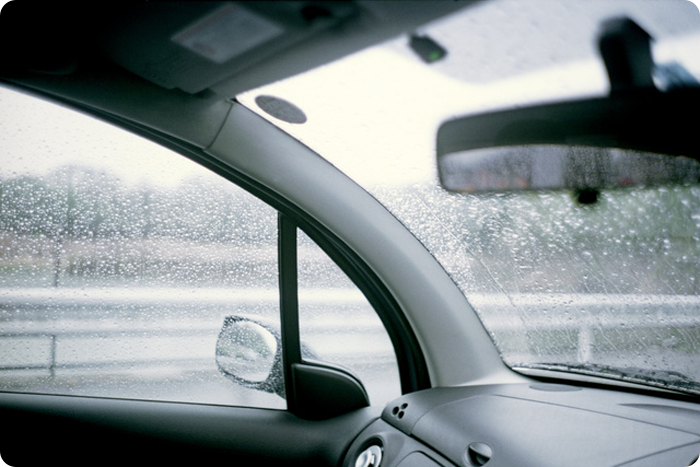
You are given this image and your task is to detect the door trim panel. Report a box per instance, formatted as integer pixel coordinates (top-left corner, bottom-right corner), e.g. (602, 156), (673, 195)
(0, 392), (379, 465)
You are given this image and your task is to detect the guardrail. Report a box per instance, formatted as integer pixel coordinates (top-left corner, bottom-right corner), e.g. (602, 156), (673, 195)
(0, 287), (388, 377)
(468, 293), (700, 362)
(1, 289), (699, 377)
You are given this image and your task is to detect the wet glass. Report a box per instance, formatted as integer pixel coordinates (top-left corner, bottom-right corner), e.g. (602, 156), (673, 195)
(0, 87), (283, 408)
(297, 229), (401, 405)
(238, 0), (700, 394)
(216, 320), (278, 384)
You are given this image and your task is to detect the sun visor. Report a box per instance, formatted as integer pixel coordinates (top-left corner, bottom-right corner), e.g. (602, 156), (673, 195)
(102, 2), (473, 96)
(102, 2), (357, 94)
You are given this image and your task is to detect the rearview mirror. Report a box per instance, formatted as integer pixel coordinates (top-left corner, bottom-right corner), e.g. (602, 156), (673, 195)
(438, 16), (700, 196)
(437, 89), (700, 195)
(439, 144), (700, 194)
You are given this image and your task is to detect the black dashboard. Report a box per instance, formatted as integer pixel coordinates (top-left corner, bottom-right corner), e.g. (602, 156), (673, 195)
(2, 378), (700, 466)
(344, 383), (700, 467)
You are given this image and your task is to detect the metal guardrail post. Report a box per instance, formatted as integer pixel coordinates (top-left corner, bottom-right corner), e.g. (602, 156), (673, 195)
(577, 326), (593, 363)
(49, 334), (57, 378)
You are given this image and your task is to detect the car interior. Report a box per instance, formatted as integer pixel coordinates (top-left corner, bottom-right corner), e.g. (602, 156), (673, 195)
(1, 2), (699, 467)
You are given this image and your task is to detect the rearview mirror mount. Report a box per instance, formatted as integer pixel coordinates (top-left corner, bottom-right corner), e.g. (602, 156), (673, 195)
(437, 17), (700, 195)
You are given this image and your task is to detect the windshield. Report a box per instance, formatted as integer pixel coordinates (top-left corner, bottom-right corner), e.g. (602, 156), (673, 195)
(238, 0), (700, 395)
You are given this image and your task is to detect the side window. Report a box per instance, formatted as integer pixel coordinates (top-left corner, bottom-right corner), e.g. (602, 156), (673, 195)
(0, 87), (401, 408)
(0, 87), (282, 408)
(298, 230), (400, 405)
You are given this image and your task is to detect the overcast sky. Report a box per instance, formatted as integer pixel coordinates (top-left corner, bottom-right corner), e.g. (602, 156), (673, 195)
(0, 86), (208, 186)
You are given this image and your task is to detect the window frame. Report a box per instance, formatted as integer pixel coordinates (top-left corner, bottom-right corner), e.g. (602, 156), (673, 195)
(0, 85), (431, 399)
(114, 113), (431, 397)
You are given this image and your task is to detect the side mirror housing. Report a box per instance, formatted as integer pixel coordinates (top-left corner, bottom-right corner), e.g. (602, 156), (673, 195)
(216, 316), (284, 397)
(216, 315), (370, 419)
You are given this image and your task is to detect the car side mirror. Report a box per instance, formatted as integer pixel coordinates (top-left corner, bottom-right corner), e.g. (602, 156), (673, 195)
(216, 315), (370, 419)
(216, 316), (285, 397)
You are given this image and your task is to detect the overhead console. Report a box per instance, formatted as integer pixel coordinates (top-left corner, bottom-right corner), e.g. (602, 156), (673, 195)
(344, 383), (700, 467)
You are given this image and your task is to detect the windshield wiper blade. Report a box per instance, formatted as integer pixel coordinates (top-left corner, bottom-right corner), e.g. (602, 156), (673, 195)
(517, 362), (700, 396)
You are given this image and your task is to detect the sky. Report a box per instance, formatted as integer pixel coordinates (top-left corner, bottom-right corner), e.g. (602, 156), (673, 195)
(237, 46), (611, 187)
(0, 85), (207, 187)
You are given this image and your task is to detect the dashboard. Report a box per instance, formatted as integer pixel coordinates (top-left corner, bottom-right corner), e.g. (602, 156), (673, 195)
(344, 383), (700, 467)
